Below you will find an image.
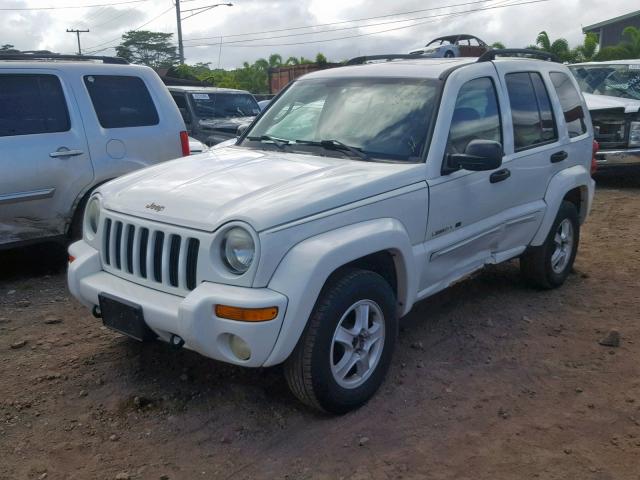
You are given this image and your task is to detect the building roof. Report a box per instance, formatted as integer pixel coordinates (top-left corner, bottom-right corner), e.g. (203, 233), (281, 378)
(583, 10), (640, 33)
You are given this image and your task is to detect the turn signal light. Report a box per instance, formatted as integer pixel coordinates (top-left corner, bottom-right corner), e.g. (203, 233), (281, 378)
(68, 255), (76, 263)
(591, 140), (599, 176)
(214, 305), (278, 322)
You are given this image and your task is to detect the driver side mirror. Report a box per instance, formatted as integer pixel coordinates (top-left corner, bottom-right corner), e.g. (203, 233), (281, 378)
(448, 139), (503, 171)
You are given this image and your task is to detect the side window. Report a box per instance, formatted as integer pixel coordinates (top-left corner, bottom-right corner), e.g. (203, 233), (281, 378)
(446, 77), (502, 155)
(0, 74), (70, 137)
(505, 72), (558, 151)
(171, 94), (190, 123)
(84, 75), (159, 128)
(550, 72), (587, 138)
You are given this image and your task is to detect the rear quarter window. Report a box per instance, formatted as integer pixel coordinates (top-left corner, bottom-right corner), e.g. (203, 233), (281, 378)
(550, 72), (587, 138)
(0, 74), (70, 137)
(84, 75), (159, 128)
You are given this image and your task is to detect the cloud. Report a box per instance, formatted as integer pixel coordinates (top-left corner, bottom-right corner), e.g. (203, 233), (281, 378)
(0, 0), (634, 66)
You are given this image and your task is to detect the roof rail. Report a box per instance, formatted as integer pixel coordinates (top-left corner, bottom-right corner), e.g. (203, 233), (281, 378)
(0, 53), (129, 64)
(345, 54), (426, 66)
(477, 48), (561, 63)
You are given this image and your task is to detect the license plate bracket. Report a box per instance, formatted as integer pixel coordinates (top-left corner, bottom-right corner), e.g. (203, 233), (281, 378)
(98, 293), (155, 342)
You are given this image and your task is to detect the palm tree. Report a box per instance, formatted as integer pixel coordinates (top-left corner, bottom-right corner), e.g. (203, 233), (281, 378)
(535, 31), (572, 61)
(621, 26), (640, 58)
(490, 41), (506, 49)
(268, 54), (283, 68)
(285, 56), (300, 65)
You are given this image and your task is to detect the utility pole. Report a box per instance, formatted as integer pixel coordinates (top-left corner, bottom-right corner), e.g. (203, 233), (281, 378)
(67, 28), (90, 55)
(175, 0), (184, 64)
(174, 1), (233, 64)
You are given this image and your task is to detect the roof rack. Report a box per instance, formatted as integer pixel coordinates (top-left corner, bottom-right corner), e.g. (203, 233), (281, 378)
(477, 48), (561, 63)
(0, 52), (129, 64)
(345, 54), (426, 66)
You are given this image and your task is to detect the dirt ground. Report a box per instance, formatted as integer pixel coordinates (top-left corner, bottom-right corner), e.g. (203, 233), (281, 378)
(1, 174), (640, 480)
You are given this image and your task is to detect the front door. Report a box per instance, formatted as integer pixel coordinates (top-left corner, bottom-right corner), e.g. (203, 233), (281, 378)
(0, 70), (93, 245)
(420, 68), (511, 295)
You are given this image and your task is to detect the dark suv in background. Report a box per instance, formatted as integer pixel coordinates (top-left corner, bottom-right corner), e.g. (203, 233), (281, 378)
(168, 86), (260, 146)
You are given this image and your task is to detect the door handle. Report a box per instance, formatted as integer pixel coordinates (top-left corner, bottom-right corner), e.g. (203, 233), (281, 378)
(550, 151), (568, 163)
(490, 168), (511, 183)
(49, 148), (84, 158)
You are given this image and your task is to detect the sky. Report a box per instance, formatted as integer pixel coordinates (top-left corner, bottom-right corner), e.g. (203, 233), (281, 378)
(0, 0), (635, 69)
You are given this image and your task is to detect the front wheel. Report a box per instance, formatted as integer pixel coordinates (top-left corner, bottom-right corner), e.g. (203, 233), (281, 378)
(520, 200), (580, 289)
(444, 50), (455, 58)
(284, 269), (397, 414)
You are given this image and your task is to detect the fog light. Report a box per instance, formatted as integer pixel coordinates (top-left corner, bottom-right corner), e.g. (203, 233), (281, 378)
(229, 334), (251, 361)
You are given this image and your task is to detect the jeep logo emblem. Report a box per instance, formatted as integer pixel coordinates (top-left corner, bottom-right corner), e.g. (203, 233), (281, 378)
(145, 202), (165, 212)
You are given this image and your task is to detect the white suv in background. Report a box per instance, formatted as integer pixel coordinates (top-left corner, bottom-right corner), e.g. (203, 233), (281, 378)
(69, 50), (595, 413)
(0, 53), (190, 248)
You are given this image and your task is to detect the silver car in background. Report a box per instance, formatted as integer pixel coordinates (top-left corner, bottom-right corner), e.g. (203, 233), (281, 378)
(0, 54), (189, 248)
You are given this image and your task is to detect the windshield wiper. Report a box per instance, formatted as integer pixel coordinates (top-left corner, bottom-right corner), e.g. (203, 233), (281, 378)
(246, 135), (290, 150)
(296, 139), (370, 161)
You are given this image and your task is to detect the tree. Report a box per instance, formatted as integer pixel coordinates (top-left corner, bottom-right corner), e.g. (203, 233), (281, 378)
(0, 44), (20, 53)
(621, 26), (640, 58)
(574, 32), (599, 62)
(490, 41), (506, 49)
(268, 54), (283, 68)
(285, 56), (299, 65)
(115, 30), (178, 68)
(535, 31), (574, 62)
(315, 53), (327, 66)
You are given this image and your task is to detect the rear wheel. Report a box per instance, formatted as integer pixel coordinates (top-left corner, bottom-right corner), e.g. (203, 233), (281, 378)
(284, 269), (397, 414)
(520, 200), (579, 289)
(444, 50), (455, 58)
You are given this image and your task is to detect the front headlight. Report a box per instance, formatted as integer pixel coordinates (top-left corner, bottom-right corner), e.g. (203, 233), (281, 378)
(221, 227), (255, 274)
(629, 121), (640, 147)
(84, 196), (101, 239)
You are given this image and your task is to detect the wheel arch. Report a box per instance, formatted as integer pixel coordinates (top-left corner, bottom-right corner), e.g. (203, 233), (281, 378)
(66, 178), (115, 237)
(530, 165), (593, 246)
(263, 218), (418, 366)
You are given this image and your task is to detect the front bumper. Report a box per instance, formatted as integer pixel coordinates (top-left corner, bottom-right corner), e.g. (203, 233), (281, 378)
(68, 241), (288, 367)
(595, 148), (640, 167)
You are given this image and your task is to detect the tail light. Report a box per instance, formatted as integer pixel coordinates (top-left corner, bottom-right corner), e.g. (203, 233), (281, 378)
(591, 140), (599, 176)
(180, 131), (190, 157)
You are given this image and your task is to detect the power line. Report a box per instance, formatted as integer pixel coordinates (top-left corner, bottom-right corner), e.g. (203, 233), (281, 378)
(0, 0), (147, 11)
(181, 0), (506, 46)
(84, 6), (174, 53)
(183, 0), (497, 42)
(182, 0), (547, 49)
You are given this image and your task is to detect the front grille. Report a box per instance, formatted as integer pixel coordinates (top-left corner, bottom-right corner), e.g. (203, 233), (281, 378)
(591, 108), (628, 149)
(102, 217), (200, 292)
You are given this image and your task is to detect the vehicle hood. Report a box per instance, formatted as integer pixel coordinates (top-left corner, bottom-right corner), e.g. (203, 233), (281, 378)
(582, 92), (640, 114)
(99, 146), (425, 232)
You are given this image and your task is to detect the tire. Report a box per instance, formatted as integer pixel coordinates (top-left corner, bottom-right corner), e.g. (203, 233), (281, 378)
(284, 268), (397, 414)
(444, 50), (455, 58)
(520, 200), (580, 289)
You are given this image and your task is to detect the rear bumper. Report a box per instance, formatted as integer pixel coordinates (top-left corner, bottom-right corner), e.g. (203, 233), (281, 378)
(595, 148), (640, 167)
(68, 241), (288, 367)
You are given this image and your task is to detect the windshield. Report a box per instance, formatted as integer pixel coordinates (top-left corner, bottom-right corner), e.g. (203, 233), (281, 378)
(569, 64), (640, 100)
(242, 77), (440, 161)
(190, 92), (260, 119)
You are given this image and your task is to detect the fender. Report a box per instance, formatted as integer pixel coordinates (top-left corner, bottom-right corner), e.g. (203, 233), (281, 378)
(531, 165), (594, 246)
(263, 218), (419, 367)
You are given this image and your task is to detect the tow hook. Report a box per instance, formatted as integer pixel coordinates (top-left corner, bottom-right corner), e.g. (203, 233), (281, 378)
(92, 305), (102, 318)
(170, 334), (185, 349)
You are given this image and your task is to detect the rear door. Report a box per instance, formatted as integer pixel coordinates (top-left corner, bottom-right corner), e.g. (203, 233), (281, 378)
(0, 69), (93, 245)
(77, 72), (184, 184)
(490, 64), (564, 253)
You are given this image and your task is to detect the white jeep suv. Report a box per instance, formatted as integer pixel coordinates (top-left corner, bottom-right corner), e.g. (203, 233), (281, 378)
(68, 50), (596, 413)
